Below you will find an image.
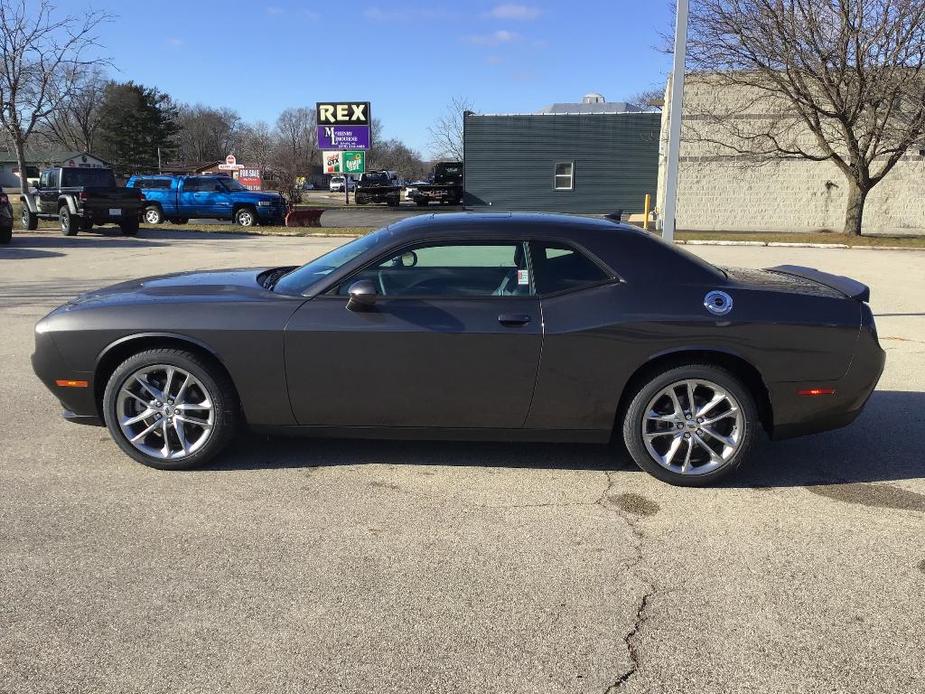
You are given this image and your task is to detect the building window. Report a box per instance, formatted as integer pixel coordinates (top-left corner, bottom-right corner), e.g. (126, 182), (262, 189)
(554, 162), (574, 190)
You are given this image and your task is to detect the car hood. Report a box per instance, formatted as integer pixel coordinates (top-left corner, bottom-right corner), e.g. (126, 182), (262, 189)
(239, 191), (285, 202)
(63, 268), (274, 309)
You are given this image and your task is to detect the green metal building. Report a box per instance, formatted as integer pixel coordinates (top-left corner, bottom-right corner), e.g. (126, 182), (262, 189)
(463, 104), (660, 215)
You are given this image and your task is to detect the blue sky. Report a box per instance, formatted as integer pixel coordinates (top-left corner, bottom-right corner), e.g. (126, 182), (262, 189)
(67, 0), (674, 153)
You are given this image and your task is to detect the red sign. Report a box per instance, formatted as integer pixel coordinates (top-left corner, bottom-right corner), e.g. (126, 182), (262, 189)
(238, 167), (262, 191)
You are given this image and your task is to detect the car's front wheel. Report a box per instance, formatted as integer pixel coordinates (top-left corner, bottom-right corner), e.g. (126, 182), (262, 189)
(235, 207), (257, 227)
(102, 349), (238, 470)
(21, 207), (38, 230)
(622, 364), (758, 486)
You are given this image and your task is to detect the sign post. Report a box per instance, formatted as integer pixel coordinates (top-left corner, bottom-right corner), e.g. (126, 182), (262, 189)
(317, 102), (371, 207)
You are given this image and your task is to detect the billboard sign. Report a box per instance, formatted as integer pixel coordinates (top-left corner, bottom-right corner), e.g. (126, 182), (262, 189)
(317, 125), (370, 150)
(316, 101), (371, 126)
(323, 150), (365, 175)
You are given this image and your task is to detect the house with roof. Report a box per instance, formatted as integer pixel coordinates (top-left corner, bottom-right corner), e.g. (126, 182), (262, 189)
(0, 150), (111, 188)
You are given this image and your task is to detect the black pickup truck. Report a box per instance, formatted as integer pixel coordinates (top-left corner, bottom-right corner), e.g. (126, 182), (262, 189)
(355, 171), (401, 207)
(20, 167), (144, 236)
(411, 161), (463, 206)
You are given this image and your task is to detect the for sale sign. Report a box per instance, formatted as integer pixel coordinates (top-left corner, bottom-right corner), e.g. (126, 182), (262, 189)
(238, 167), (263, 191)
(316, 101), (371, 126)
(317, 125), (370, 150)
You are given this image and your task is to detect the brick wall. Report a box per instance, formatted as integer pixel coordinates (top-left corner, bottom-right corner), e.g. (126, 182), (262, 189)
(656, 76), (925, 235)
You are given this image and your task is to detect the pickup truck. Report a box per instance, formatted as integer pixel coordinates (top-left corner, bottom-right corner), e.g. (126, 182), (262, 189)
(355, 171), (401, 206)
(411, 161), (463, 206)
(126, 174), (288, 227)
(20, 167), (144, 236)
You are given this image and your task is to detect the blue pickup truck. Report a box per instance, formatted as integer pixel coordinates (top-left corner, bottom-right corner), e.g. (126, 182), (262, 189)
(126, 174), (287, 227)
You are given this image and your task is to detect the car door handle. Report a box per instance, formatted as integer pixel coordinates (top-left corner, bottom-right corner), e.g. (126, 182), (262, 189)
(498, 313), (531, 326)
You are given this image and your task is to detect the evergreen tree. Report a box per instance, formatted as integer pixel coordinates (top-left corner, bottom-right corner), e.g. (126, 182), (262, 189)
(96, 81), (179, 174)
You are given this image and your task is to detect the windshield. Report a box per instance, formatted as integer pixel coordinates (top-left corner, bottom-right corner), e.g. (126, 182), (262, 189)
(273, 227), (391, 295)
(223, 178), (246, 192)
(60, 168), (116, 188)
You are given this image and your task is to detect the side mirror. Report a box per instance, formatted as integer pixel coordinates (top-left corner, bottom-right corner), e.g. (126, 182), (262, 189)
(346, 279), (378, 311)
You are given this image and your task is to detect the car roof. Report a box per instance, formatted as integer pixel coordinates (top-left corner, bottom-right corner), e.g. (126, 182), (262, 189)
(385, 211), (629, 239)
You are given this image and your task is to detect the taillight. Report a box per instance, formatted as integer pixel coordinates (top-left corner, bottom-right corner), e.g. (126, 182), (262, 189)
(79, 191), (88, 201)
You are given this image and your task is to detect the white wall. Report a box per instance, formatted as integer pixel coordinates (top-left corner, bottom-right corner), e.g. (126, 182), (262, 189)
(657, 76), (925, 235)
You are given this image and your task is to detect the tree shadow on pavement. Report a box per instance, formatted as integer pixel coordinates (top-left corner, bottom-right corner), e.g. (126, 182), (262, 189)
(209, 390), (925, 487)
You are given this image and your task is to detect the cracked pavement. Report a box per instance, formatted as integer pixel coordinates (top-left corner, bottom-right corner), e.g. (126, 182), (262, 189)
(2, 230), (923, 693)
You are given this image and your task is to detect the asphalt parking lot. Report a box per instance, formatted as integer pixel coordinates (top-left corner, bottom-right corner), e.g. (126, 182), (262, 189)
(1, 229), (923, 693)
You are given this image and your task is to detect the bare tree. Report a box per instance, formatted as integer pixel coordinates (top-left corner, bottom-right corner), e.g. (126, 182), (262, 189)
(628, 87), (664, 112)
(0, 0), (110, 193)
(175, 104), (241, 162)
(427, 97), (473, 161)
(271, 107), (317, 199)
(40, 66), (107, 151)
(684, 0), (925, 236)
(237, 121), (274, 171)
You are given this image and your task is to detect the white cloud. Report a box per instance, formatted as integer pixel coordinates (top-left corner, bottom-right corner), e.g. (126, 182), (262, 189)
(485, 4), (542, 20)
(465, 29), (520, 46)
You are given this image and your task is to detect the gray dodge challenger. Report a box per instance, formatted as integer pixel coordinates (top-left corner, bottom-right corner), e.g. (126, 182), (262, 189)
(32, 213), (884, 485)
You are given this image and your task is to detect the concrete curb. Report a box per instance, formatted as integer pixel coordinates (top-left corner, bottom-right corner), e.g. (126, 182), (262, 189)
(676, 240), (923, 251)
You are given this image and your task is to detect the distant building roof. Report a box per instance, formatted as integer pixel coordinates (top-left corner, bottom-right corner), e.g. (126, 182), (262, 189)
(0, 149), (110, 166)
(537, 100), (643, 114)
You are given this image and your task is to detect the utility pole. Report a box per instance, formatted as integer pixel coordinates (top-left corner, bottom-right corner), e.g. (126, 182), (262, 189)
(661, 0), (688, 243)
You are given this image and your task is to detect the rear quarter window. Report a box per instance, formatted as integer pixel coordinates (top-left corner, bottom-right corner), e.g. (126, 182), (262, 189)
(531, 242), (610, 294)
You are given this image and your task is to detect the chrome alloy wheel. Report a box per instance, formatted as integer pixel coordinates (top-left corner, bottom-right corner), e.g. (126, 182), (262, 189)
(143, 208), (161, 224)
(641, 379), (744, 476)
(115, 364), (214, 460)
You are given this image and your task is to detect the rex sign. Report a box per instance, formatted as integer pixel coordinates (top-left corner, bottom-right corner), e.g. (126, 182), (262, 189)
(316, 101), (371, 151)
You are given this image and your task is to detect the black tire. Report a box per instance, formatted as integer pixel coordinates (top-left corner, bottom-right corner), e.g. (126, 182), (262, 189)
(120, 218), (139, 236)
(59, 207), (78, 236)
(235, 207), (257, 227)
(387, 197), (400, 207)
(81, 216), (94, 231)
(143, 205), (164, 225)
(415, 200), (428, 207)
(102, 348), (239, 470)
(0, 224), (11, 244)
(21, 206), (38, 230)
(622, 364), (758, 486)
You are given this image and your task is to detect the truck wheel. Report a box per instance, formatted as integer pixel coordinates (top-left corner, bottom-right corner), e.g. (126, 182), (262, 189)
(81, 217), (94, 231)
(0, 224), (11, 244)
(21, 206), (38, 230)
(120, 218), (139, 236)
(235, 207), (257, 227)
(387, 197), (400, 207)
(415, 200), (428, 207)
(143, 205), (164, 224)
(59, 207), (78, 236)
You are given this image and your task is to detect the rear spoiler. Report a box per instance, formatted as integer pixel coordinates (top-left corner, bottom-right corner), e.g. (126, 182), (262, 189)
(768, 265), (870, 302)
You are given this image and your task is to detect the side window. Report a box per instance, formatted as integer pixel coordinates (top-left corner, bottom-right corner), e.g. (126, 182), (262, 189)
(183, 177), (204, 192)
(340, 242), (532, 297)
(553, 162), (574, 190)
(530, 242), (610, 295)
(39, 171), (50, 188)
(46, 170), (60, 188)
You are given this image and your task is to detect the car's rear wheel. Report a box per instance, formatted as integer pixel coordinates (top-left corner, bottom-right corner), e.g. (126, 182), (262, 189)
(235, 207), (256, 227)
(22, 207), (38, 230)
(143, 205), (164, 224)
(102, 349), (238, 470)
(0, 223), (11, 244)
(120, 218), (139, 236)
(59, 207), (78, 236)
(622, 364), (758, 486)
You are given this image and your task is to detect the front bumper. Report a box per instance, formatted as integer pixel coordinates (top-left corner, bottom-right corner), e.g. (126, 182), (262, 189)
(32, 328), (100, 422)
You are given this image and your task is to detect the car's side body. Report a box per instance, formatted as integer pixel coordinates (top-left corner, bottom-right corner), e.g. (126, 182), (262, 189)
(126, 174), (287, 225)
(32, 214), (884, 451)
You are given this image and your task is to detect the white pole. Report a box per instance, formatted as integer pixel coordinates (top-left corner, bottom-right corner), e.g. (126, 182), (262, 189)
(662, 0), (689, 243)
